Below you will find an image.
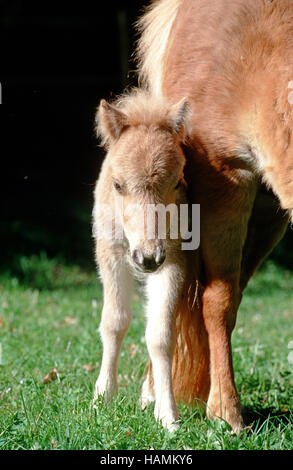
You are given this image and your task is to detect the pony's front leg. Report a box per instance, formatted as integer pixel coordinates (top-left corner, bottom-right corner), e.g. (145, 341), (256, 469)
(202, 277), (244, 433)
(145, 262), (184, 432)
(94, 243), (133, 404)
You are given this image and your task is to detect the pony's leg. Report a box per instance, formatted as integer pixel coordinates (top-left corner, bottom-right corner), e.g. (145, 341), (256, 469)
(140, 361), (155, 410)
(199, 181), (257, 433)
(145, 261), (184, 432)
(202, 276), (243, 432)
(94, 245), (133, 403)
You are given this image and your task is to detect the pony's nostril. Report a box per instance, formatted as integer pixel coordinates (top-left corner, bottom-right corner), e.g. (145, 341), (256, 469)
(143, 256), (158, 271)
(155, 246), (166, 266)
(132, 248), (144, 266)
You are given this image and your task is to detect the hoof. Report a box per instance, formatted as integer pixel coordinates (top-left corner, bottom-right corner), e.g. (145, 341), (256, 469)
(206, 397), (245, 434)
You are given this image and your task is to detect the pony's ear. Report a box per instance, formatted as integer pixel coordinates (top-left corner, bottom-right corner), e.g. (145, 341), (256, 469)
(169, 97), (190, 139)
(96, 99), (128, 146)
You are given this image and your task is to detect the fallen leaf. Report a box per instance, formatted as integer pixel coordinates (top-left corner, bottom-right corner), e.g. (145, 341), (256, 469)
(82, 364), (97, 372)
(62, 316), (78, 326)
(51, 437), (57, 449)
(43, 368), (59, 384)
(129, 343), (139, 357)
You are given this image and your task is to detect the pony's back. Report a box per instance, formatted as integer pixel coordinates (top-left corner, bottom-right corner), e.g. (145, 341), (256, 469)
(138, 0), (293, 212)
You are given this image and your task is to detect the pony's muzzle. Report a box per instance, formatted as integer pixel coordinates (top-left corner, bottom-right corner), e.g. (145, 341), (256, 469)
(132, 246), (166, 273)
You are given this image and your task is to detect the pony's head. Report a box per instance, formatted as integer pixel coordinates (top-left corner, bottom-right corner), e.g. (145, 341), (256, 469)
(96, 89), (190, 273)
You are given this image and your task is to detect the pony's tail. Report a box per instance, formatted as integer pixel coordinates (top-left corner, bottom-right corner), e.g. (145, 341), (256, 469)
(172, 276), (210, 407)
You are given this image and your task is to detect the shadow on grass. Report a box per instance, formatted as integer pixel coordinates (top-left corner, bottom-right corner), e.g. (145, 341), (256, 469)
(243, 260), (293, 298)
(243, 405), (291, 430)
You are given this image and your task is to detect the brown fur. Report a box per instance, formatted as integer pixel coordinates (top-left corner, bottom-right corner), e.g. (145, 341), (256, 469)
(161, 0), (293, 209)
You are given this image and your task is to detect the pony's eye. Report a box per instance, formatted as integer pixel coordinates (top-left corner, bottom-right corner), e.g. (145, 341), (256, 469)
(174, 180), (181, 190)
(113, 181), (123, 193)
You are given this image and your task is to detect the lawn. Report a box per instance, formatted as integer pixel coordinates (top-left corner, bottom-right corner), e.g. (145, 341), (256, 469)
(0, 253), (292, 450)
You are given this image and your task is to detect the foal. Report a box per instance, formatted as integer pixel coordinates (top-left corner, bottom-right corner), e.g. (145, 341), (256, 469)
(92, 90), (199, 431)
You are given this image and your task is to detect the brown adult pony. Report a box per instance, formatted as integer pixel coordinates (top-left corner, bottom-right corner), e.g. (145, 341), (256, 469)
(94, 0), (292, 433)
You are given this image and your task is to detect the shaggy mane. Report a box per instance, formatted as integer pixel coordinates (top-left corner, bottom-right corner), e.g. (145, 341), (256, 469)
(136, 0), (182, 96)
(115, 88), (173, 126)
(96, 88), (178, 149)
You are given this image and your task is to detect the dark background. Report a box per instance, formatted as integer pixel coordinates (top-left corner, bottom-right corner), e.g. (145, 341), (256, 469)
(1, 0), (292, 273)
(0, 0), (146, 271)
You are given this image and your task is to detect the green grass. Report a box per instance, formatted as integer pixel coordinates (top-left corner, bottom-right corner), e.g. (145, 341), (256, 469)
(0, 254), (292, 450)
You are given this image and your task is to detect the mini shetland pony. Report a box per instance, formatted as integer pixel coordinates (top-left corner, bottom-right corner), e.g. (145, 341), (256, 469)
(93, 91), (206, 431)
(93, 0), (292, 433)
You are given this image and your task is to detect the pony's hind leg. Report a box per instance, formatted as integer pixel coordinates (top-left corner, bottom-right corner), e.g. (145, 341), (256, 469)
(93, 242), (133, 404)
(140, 361), (155, 410)
(145, 260), (185, 432)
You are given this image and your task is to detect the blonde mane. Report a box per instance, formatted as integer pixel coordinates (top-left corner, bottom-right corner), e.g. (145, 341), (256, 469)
(136, 0), (182, 96)
(112, 88), (174, 127)
(96, 88), (190, 149)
